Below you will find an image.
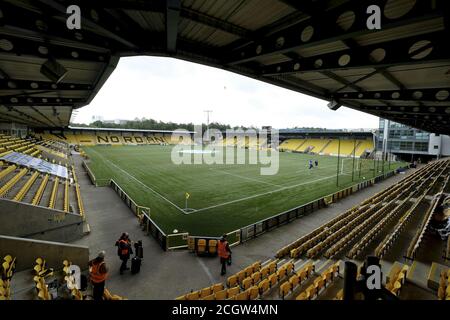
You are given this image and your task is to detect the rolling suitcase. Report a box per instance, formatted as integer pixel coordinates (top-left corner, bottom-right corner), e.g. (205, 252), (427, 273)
(131, 256), (141, 274)
(134, 240), (143, 259)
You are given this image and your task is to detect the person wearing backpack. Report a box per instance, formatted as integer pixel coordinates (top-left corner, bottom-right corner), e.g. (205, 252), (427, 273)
(115, 232), (133, 275)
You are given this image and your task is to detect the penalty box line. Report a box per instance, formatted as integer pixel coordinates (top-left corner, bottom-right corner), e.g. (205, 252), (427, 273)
(88, 148), (189, 214)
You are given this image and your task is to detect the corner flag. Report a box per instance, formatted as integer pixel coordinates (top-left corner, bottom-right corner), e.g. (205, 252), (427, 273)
(185, 192), (190, 211)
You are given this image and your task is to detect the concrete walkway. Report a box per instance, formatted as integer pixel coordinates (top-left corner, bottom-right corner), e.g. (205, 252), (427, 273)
(72, 155), (416, 299)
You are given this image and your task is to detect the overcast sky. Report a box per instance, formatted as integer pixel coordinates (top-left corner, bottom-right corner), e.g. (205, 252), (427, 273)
(72, 56), (379, 129)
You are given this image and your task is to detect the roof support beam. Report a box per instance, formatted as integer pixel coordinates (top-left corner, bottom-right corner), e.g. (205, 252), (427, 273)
(0, 96), (84, 107)
(30, 106), (59, 127)
(166, 0), (181, 53)
(0, 111), (41, 126)
(0, 2), (114, 52)
(7, 106), (51, 127)
(356, 104), (450, 116)
(34, 0), (141, 50)
(226, 0), (443, 65)
(336, 88), (450, 103)
(260, 31), (449, 76)
(0, 34), (111, 63)
(0, 79), (91, 91)
(346, 106), (449, 134)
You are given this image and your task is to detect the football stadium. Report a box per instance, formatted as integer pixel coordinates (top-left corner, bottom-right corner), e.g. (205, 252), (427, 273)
(0, 0), (450, 307)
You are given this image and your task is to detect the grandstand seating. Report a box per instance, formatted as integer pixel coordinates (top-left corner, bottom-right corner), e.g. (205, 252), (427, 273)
(300, 139), (330, 153)
(385, 263), (409, 297)
(437, 268), (450, 300)
(294, 261), (340, 300)
(279, 138), (374, 156)
(279, 139), (306, 151)
(33, 257), (54, 300)
(71, 166), (85, 216)
(0, 136), (86, 215)
(177, 260), (280, 300)
(188, 158), (435, 299)
(274, 158), (450, 263)
(0, 255), (16, 300)
(62, 260), (82, 300)
(38, 132), (189, 146)
(0, 135), (43, 158)
(355, 139), (374, 156)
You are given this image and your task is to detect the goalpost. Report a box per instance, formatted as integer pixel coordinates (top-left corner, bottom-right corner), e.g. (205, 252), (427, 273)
(340, 157), (360, 175)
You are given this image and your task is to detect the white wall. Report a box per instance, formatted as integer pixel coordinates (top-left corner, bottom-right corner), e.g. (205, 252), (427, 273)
(441, 135), (450, 156)
(428, 134), (442, 155)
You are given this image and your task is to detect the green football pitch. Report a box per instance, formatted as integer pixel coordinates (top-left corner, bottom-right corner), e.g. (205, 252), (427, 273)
(83, 145), (405, 236)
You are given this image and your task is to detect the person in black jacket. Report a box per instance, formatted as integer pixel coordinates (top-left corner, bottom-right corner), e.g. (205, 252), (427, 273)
(115, 233), (133, 275)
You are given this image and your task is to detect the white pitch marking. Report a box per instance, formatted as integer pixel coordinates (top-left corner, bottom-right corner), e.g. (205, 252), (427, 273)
(88, 148), (187, 214)
(192, 174), (338, 213)
(196, 257), (217, 284)
(209, 168), (283, 188)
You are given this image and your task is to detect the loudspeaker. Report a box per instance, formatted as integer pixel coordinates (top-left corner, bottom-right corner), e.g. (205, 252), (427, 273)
(327, 100), (341, 111)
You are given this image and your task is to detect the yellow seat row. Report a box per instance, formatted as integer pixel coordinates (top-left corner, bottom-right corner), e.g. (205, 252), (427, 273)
(226, 261), (262, 288)
(62, 260), (83, 300)
(175, 283), (224, 300)
(0, 255), (16, 300)
(279, 262), (315, 299)
(295, 261), (340, 300)
(196, 239), (218, 255)
(71, 166), (85, 216)
(385, 264), (408, 297)
(437, 269), (450, 300)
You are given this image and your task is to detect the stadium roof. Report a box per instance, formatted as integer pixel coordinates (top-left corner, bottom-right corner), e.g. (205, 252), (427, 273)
(279, 129), (374, 138)
(0, 0), (449, 133)
(68, 126), (193, 134)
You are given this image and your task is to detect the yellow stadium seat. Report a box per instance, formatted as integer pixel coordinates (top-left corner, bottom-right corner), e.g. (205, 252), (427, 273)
(305, 285), (317, 299)
(438, 287), (445, 300)
(186, 291), (200, 300)
(251, 261), (261, 272)
(202, 294), (215, 300)
(197, 239), (206, 255)
(227, 275), (238, 288)
(242, 277), (252, 290)
(251, 271), (261, 285)
(277, 267), (287, 280)
(244, 266), (253, 277)
(324, 271), (332, 284)
(260, 266), (270, 279)
(268, 274), (278, 287)
(298, 270), (307, 283)
(296, 292), (308, 300)
(247, 286), (259, 300)
(279, 281), (291, 299)
(227, 286), (240, 299)
(258, 279), (270, 295)
(211, 283), (224, 293)
(234, 291), (248, 300)
(314, 277), (325, 292)
(200, 287), (212, 298)
(214, 289), (227, 300)
(208, 240), (217, 254)
(268, 262), (277, 274)
(289, 274), (300, 289)
(237, 270), (246, 284)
